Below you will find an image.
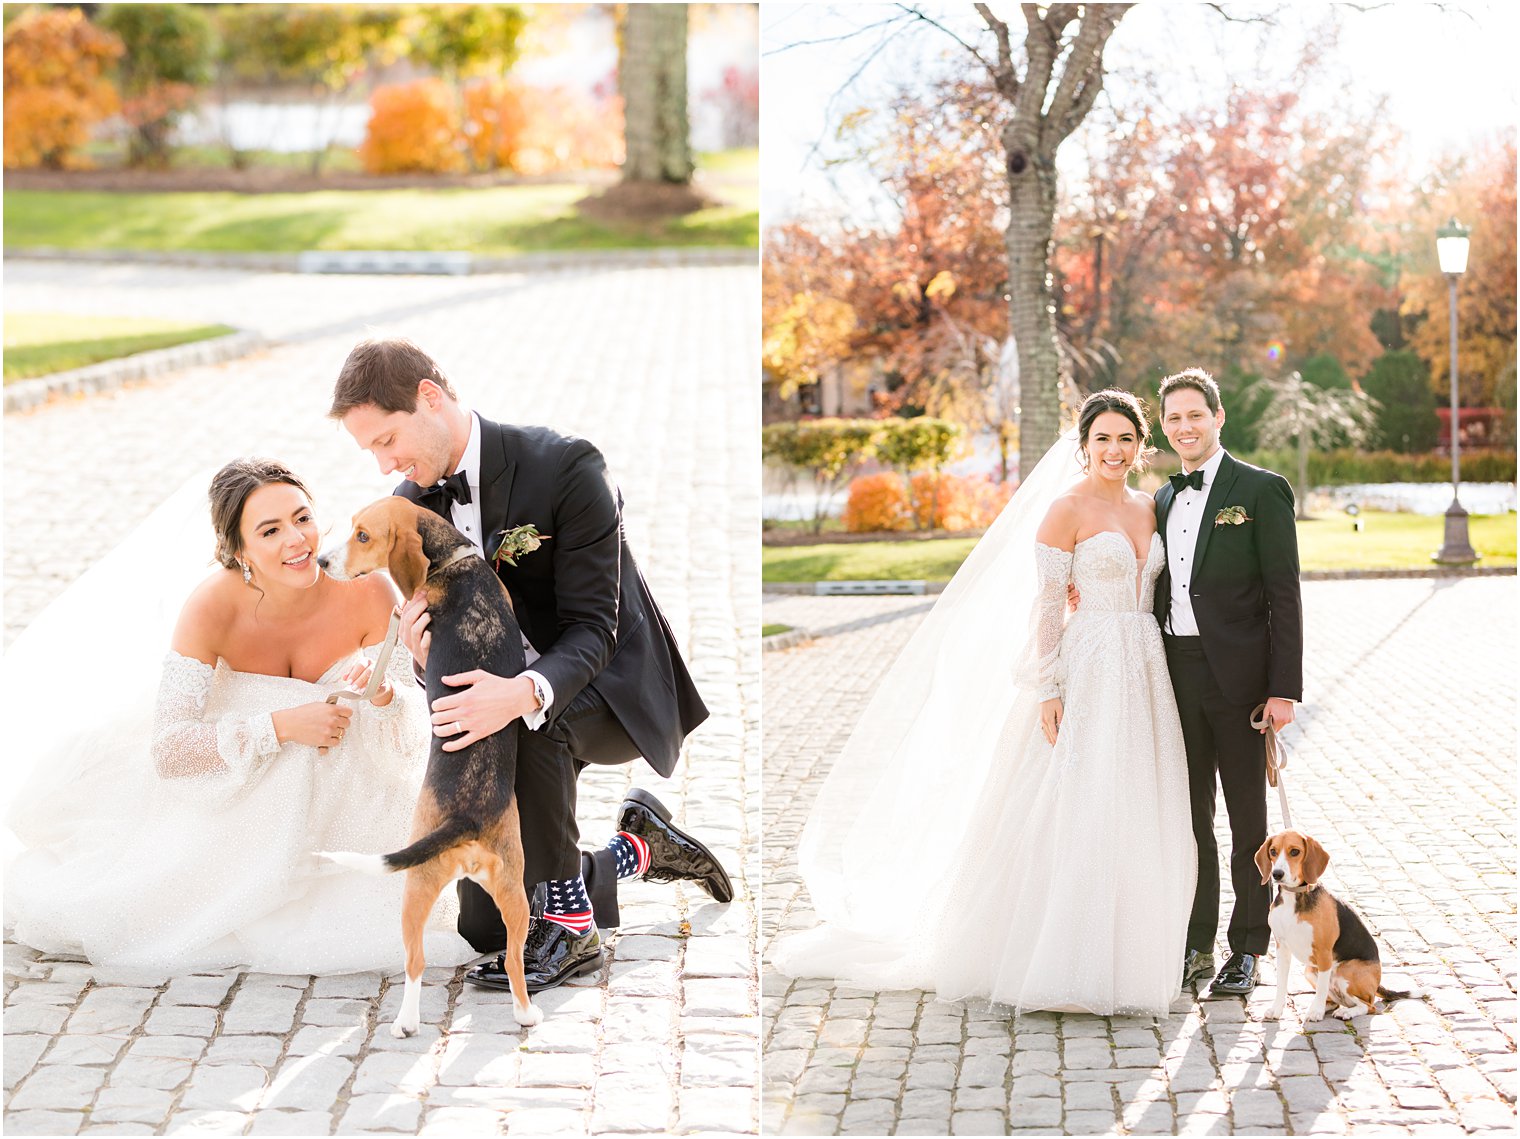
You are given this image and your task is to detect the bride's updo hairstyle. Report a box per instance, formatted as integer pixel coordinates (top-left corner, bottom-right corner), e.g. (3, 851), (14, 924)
(1076, 389), (1157, 473)
(209, 458), (314, 570)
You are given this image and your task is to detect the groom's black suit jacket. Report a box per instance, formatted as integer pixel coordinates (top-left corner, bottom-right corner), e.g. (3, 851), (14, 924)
(1153, 450), (1303, 706)
(396, 417), (708, 778)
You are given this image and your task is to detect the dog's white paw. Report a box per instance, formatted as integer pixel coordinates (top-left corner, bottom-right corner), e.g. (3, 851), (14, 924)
(1263, 1006), (1283, 1021)
(514, 1001), (543, 1028)
(1305, 1005), (1326, 1022)
(1333, 1005), (1359, 1021)
(390, 1017), (418, 1038)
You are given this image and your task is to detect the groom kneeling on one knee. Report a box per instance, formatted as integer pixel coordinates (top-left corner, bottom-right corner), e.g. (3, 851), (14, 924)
(331, 337), (732, 993)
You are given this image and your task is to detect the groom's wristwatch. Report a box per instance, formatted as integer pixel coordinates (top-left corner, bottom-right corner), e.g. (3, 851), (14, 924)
(526, 673), (547, 712)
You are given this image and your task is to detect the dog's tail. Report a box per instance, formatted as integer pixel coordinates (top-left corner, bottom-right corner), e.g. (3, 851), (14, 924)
(317, 819), (476, 876)
(1377, 984), (1423, 1003)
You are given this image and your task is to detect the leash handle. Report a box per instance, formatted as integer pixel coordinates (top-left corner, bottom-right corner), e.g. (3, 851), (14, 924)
(327, 607), (403, 706)
(1251, 703), (1293, 830)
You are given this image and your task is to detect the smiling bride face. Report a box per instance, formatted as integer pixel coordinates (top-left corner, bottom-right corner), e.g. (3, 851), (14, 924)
(1076, 390), (1153, 482)
(238, 483), (322, 588)
(1085, 411), (1141, 482)
(209, 458), (321, 590)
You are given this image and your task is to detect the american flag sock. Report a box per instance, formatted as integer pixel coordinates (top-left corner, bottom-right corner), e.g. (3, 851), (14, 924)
(605, 832), (652, 880)
(541, 875), (594, 935)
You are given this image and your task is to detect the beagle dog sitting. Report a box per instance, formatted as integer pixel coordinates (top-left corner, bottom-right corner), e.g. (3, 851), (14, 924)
(1257, 829), (1417, 1023)
(317, 496), (541, 1036)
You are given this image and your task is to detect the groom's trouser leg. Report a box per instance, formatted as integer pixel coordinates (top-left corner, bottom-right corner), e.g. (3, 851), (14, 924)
(1165, 636), (1270, 957)
(456, 685), (642, 953)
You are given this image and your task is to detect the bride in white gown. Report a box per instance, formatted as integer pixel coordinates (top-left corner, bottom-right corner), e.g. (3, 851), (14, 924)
(773, 391), (1196, 1016)
(4, 459), (474, 977)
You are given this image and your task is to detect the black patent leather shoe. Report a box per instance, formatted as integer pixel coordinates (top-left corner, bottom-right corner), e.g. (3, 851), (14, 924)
(1182, 949), (1215, 987)
(1209, 952), (1260, 996)
(616, 787), (734, 903)
(463, 918), (603, 994)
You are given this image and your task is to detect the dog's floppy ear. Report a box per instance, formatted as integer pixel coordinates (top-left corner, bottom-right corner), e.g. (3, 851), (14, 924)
(1254, 836), (1276, 886)
(1301, 833), (1330, 885)
(386, 520), (427, 598)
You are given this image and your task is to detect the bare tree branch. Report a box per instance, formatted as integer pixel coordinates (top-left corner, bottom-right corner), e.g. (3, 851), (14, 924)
(1204, 3), (1282, 25)
(762, 15), (918, 56)
(895, 4), (995, 79)
(973, 3), (1020, 100)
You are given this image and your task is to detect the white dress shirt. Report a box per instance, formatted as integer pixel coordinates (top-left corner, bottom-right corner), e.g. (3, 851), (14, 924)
(1164, 446), (1227, 637)
(440, 411), (553, 731)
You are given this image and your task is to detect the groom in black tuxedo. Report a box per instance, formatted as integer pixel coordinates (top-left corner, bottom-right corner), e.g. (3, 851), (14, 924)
(1153, 368), (1303, 998)
(331, 338), (731, 993)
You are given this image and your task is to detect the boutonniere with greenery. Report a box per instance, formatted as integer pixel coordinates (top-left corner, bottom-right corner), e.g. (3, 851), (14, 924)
(492, 524), (550, 568)
(1214, 505), (1252, 527)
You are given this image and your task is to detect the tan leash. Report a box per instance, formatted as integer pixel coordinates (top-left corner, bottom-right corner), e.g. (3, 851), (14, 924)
(328, 607), (403, 706)
(1251, 703), (1292, 829)
(326, 547), (477, 706)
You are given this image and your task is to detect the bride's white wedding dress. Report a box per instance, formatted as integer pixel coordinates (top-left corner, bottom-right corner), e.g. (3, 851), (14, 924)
(6, 646), (475, 977)
(3, 475), (474, 978)
(773, 433), (1196, 1017)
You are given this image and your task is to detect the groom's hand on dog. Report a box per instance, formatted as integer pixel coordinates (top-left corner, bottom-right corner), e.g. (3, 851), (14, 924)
(430, 671), (540, 752)
(399, 590), (432, 670)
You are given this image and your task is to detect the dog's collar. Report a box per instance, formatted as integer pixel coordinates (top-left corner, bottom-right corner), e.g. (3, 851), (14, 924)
(427, 547), (478, 580)
(1277, 881), (1314, 894)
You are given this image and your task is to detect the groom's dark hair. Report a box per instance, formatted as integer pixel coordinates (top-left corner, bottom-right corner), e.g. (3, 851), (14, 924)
(329, 338), (458, 418)
(1158, 367), (1222, 415)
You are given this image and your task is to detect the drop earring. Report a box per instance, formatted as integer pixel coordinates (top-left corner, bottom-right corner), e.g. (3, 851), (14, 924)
(241, 561), (252, 584)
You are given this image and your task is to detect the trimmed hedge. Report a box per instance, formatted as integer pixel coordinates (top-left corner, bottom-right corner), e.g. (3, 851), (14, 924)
(1234, 448), (1515, 486)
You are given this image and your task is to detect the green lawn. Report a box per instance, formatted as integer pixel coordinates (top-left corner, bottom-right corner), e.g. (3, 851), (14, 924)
(3, 152), (759, 255)
(762, 511), (1517, 582)
(3, 312), (236, 382)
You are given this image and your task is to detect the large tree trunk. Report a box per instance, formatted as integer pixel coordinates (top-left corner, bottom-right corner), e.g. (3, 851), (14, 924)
(973, 3), (1128, 478)
(620, 4), (692, 184)
(1004, 118), (1064, 478)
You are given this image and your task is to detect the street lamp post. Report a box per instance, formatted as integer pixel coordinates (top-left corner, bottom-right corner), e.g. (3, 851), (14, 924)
(1434, 217), (1478, 565)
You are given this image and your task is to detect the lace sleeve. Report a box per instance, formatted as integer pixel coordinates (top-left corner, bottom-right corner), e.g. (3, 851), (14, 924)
(150, 653), (281, 783)
(1014, 545), (1075, 701)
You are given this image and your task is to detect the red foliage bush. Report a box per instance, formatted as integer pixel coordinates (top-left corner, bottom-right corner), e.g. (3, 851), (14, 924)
(360, 79), (463, 174)
(3, 8), (122, 170)
(843, 472), (911, 533)
(909, 472), (1015, 530)
(845, 471), (1016, 533)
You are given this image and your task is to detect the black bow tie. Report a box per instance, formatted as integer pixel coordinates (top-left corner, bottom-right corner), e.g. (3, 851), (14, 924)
(1169, 469), (1204, 493)
(423, 470), (472, 510)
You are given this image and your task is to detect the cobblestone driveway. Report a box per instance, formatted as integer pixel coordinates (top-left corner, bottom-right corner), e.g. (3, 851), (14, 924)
(762, 579), (1516, 1136)
(3, 258), (760, 1135)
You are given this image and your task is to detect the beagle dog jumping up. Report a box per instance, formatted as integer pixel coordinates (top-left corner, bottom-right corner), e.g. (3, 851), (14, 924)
(317, 496), (541, 1036)
(1257, 829), (1417, 1023)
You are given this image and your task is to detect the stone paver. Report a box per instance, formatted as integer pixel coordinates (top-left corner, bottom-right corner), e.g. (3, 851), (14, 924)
(763, 580), (1516, 1135)
(3, 258), (759, 1135)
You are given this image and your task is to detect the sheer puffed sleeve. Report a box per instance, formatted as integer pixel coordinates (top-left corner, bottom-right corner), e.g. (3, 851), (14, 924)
(150, 653), (281, 785)
(1013, 545), (1075, 701)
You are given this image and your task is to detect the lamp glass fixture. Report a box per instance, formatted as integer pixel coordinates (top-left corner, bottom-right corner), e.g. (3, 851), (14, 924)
(1436, 216), (1471, 275)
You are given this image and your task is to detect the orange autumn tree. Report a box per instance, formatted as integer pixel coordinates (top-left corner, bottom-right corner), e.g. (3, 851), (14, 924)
(3, 7), (122, 169)
(1053, 80), (1395, 410)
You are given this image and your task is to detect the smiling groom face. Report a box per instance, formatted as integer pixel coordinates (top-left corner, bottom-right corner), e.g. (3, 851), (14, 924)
(342, 379), (465, 488)
(1161, 387), (1225, 472)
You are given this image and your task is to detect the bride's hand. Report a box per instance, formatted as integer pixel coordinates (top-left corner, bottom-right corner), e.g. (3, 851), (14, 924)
(272, 701), (354, 754)
(1039, 697), (1063, 745)
(339, 661), (394, 707)
(399, 590), (431, 670)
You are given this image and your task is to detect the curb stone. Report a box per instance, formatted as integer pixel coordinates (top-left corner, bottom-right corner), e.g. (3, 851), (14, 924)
(761, 629), (814, 653)
(762, 563), (1515, 597)
(4, 329), (266, 414)
(4, 246), (757, 275)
